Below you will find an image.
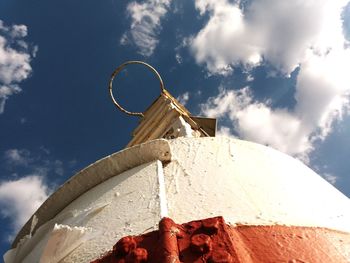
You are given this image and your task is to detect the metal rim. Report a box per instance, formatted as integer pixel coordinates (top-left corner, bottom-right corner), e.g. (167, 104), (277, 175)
(109, 61), (166, 117)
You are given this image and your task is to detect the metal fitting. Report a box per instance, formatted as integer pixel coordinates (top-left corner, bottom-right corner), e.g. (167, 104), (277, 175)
(113, 236), (137, 256)
(202, 218), (220, 235)
(190, 233), (212, 254)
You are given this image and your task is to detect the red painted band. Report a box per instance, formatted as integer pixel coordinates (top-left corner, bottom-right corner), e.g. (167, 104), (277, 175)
(91, 217), (350, 263)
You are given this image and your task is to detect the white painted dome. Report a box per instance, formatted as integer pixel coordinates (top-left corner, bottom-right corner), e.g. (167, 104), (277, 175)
(5, 137), (350, 263)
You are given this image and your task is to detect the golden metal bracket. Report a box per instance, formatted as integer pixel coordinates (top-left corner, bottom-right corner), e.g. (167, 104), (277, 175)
(109, 61), (166, 117)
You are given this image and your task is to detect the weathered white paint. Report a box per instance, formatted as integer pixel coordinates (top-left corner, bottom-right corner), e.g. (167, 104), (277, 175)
(58, 161), (162, 263)
(39, 224), (92, 263)
(5, 137), (350, 262)
(165, 137), (350, 232)
(4, 205), (107, 263)
(163, 116), (201, 139)
(6, 161), (162, 263)
(12, 139), (171, 247)
(157, 160), (168, 218)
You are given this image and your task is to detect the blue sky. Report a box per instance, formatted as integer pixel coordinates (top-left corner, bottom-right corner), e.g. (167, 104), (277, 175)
(1, 0), (350, 258)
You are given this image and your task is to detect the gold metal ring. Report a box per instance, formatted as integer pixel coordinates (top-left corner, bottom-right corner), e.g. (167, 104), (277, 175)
(109, 61), (166, 117)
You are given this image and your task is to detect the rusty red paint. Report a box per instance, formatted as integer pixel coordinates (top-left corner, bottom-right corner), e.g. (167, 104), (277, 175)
(126, 248), (148, 263)
(156, 217), (181, 263)
(114, 236), (137, 256)
(209, 250), (233, 263)
(230, 224), (350, 262)
(190, 233), (212, 254)
(202, 217), (219, 235)
(91, 216), (350, 263)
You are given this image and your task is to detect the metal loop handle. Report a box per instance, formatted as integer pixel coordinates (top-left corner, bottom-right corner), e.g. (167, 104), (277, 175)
(109, 61), (166, 117)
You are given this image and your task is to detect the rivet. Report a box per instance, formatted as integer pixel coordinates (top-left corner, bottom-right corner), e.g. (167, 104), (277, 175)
(202, 218), (219, 234)
(126, 248), (148, 263)
(209, 250), (233, 263)
(190, 233), (212, 254)
(113, 236), (137, 256)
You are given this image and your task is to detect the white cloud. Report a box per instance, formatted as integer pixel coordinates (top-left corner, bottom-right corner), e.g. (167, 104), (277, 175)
(0, 147), (71, 238)
(190, 0), (260, 75)
(201, 87), (310, 158)
(0, 85), (21, 113)
(0, 20), (35, 114)
(191, 0), (349, 75)
(196, 0), (350, 161)
(0, 176), (50, 232)
(4, 148), (67, 177)
(9, 24), (27, 38)
(201, 83), (350, 161)
(32, 45), (39, 58)
(217, 126), (236, 138)
(53, 160), (64, 176)
(175, 53), (182, 64)
(5, 149), (31, 166)
(246, 74), (254, 82)
(122, 0), (172, 56)
(176, 91), (190, 106)
(323, 173), (338, 185)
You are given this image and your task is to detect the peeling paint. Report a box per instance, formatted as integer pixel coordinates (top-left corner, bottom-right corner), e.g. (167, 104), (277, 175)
(12, 139), (171, 247)
(4, 202), (108, 263)
(39, 224), (92, 263)
(29, 215), (38, 237)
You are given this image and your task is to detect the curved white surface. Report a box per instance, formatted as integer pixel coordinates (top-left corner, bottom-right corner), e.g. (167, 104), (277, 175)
(166, 137), (350, 231)
(6, 161), (163, 263)
(5, 137), (350, 263)
(11, 139), (171, 247)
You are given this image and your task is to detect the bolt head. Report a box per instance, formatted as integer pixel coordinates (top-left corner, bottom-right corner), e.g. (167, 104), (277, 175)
(202, 218), (220, 234)
(113, 236), (137, 256)
(190, 233), (212, 254)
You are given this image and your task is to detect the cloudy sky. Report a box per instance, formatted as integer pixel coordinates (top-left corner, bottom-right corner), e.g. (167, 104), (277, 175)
(1, 0), (350, 257)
